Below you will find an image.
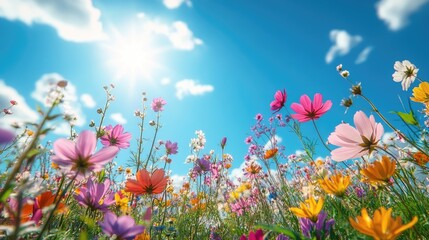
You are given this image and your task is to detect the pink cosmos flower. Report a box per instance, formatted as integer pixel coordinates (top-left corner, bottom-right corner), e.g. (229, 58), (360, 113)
(75, 178), (115, 212)
(100, 124), (132, 149)
(240, 229), (264, 240)
(99, 211), (145, 240)
(51, 130), (119, 180)
(270, 89), (287, 112)
(151, 97), (167, 112)
(328, 111), (384, 162)
(290, 93), (332, 122)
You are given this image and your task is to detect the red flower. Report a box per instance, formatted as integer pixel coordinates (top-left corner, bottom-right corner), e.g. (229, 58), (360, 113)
(125, 169), (168, 195)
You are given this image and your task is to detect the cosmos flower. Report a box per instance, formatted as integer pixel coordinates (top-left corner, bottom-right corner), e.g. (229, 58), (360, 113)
(270, 89), (287, 113)
(318, 172), (350, 197)
(151, 97), (167, 112)
(193, 158), (211, 174)
(328, 111), (384, 162)
(410, 81), (429, 103)
(289, 196), (324, 222)
(413, 151), (429, 166)
(264, 148), (278, 160)
(392, 60), (419, 91)
(360, 156), (396, 186)
(125, 169), (168, 195)
(51, 130), (119, 180)
(349, 207), (417, 240)
(99, 211), (145, 240)
(299, 211), (335, 239)
(75, 178), (115, 212)
(100, 124), (132, 149)
(290, 93), (332, 123)
(165, 140), (178, 155)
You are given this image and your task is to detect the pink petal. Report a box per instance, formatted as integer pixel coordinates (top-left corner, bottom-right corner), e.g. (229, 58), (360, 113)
(328, 123), (361, 146)
(299, 94), (312, 111)
(318, 100), (332, 114)
(53, 139), (77, 161)
(76, 131), (96, 158)
(354, 111), (372, 138)
(290, 103), (306, 114)
(330, 146), (366, 162)
(313, 93), (323, 109)
(90, 146), (119, 166)
(112, 125), (124, 137)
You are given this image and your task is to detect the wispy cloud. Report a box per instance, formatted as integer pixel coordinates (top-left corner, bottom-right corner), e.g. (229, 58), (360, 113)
(355, 47), (373, 64)
(0, 80), (38, 129)
(264, 135), (282, 150)
(163, 0), (192, 9)
(376, 0), (429, 31)
(325, 30), (362, 64)
(175, 79), (214, 100)
(80, 93), (96, 108)
(0, 0), (106, 42)
(111, 113), (127, 124)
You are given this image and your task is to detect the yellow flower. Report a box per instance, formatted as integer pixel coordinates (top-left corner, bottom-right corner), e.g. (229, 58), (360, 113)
(349, 207), (418, 240)
(26, 130), (34, 136)
(289, 196), (324, 222)
(360, 156), (396, 186)
(318, 172), (350, 197)
(411, 82), (429, 103)
(117, 166), (124, 172)
(413, 151), (429, 166)
(134, 230), (150, 240)
(125, 167), (132, 175)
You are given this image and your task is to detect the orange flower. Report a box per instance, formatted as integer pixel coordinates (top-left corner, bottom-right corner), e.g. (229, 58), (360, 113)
(36, 191), (67, 214)
(413, 151), (429, 166)
(289, 196), (324, 222)
(125, 169), (168, 195)
(134, 230), (150, 240)
(360, 156), (396, 186)
(264, 148), (278, 159)
(350, 207), (418, 240)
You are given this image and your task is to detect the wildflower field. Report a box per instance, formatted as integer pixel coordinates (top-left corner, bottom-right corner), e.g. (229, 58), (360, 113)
(1, 60), (429, 240)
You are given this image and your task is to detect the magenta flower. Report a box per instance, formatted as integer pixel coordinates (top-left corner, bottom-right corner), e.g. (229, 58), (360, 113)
(328, 111), (384, 161)
(99, 211), (145, 240)
(151, 97), (167, 112)
(240, 229), (264, 240)
(270, 89), (287, 113)
(165, 140), (178, 155)
(290, 93), (332, 122)
(100, 124), (132, 149)
(75, 178), (115, 212)
(51, 130), (119, 180)
(0, 128), (14, 144)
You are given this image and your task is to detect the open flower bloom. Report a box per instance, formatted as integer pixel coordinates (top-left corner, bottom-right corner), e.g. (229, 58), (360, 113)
(264, 148), (278, 160)
(392, 60), (419, 91)
(328, 111), (384, 162)
(125, 169), (168, 195)
(240, 229), (264, 240)
(290, 196), (324, 222)
(360, 156), (396, 186)
(413, 151), (429, 166)
(100, 124), (132, 149)
(270, 89), (287, 112)
(51, 130), (119, 180)
(99, 211), (145, 240)
(318, 172), (350, 197)
(410, 82), (429, 104)
(349, 207), (418, 240)
(151, 97), (167, 112)
(290, 93), (332, 123)
(75, 178), (115, 211)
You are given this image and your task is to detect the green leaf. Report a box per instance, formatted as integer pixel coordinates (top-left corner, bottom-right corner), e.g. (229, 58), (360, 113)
(256, 224), (302, 240)
(0, 185), (14, 202)
(26, 148), (40, 158)
(392, 111), (419, 126)
(79, 230), (89, 240)
(98, 169), (106, 182)
(46, 114), (62, 121)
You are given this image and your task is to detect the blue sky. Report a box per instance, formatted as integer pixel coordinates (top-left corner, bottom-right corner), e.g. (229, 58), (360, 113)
(1, 0), (429, 177)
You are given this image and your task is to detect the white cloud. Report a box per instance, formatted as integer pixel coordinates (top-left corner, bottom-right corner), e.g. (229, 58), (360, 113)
(163, 0), (192, 9)
(31, 73), (86, 127)
(264, 135), (282, 150)
(143, 19), (202, 50)
(376, 0), (428, 31)
(0, 80), (39, 129)
(355, 47), (373, 64)
(52, 122), (72, 136)
(170, 174), (186, 191)
(0, 0), (106, 42)
(175, 79), (214, 100)
(80, 93), (96, 108)
(229, 161), (246, 184)
(161, 77), (171, 85)
(110, 113), (127, 124)
(325, 30), (362, 64)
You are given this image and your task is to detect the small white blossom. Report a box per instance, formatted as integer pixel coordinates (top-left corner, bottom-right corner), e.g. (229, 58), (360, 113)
(392, 60), (419, 91)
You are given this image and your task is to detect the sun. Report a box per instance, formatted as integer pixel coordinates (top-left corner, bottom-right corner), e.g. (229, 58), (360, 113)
(102, 27), (165, 86)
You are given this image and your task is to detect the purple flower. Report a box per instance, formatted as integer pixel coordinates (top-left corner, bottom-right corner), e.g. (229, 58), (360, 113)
(99, 211), (145, 240)
(165, 140), (178, 155)
(151, 97), (167, 112)
(299, 211), (335, 239)
(221, 137), (227, 149)
(100, 125), (132, 149)
(51, 130), (119, 180)
(194, 158), (211, 174)
(255, 113), (263, 122)
(0, 128), (14, 145)
(75, 178), (115, 212)
(276, 234), (290, 240)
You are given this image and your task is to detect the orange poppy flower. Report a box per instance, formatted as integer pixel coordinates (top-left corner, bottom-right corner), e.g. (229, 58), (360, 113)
(125, 169), (168, 195)
(264, 148), (278, 159)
